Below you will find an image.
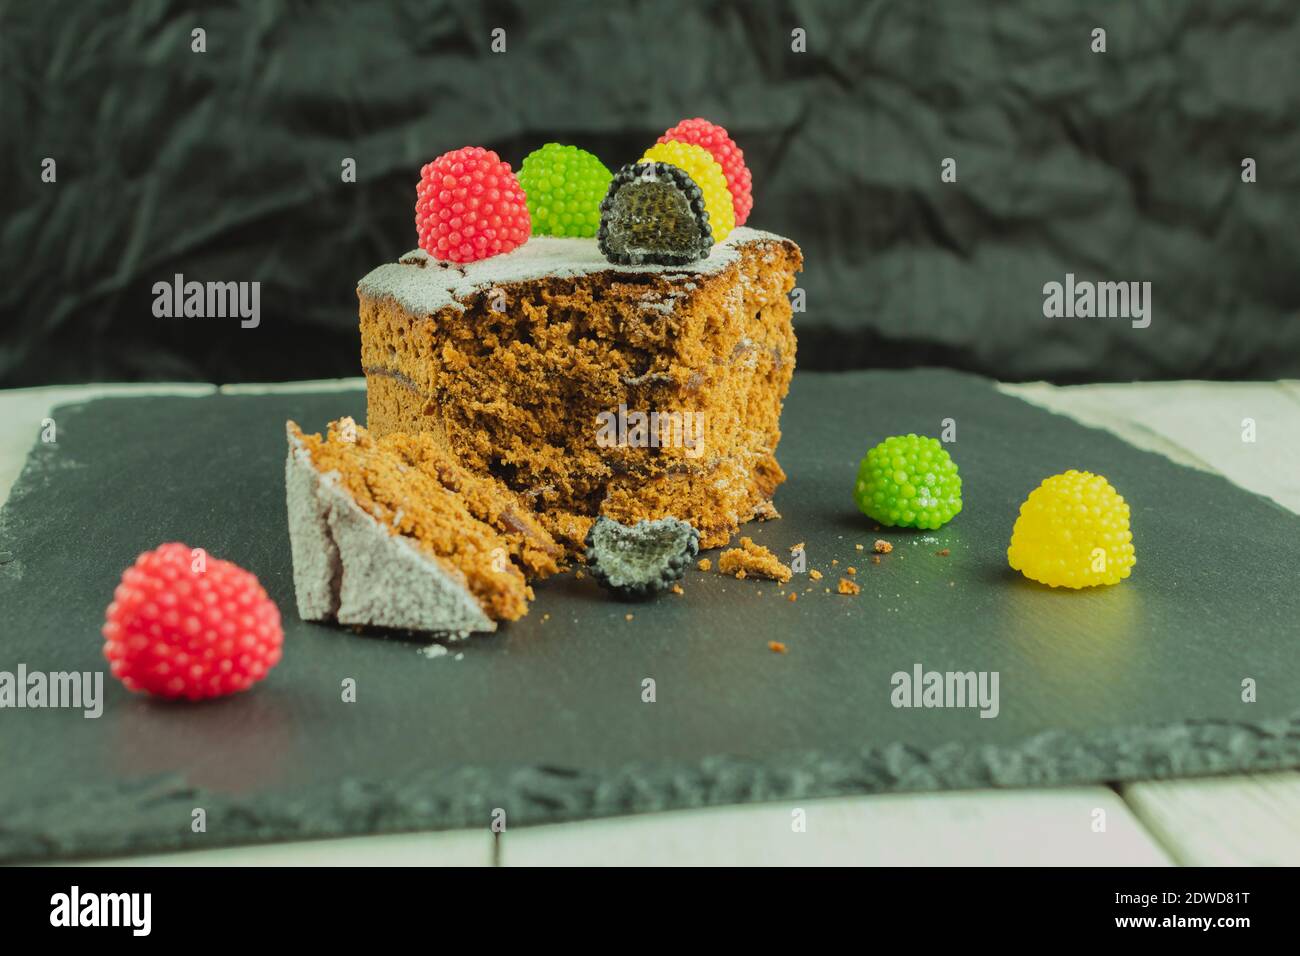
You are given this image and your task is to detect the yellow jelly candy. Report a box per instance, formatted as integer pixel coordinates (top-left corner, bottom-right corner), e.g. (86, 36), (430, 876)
(1007, 470), (1136, 588)
(640, 140), (735, 243)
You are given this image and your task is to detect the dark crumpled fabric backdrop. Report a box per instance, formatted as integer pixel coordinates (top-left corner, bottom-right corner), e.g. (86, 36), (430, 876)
(2, 0), (1297, 386)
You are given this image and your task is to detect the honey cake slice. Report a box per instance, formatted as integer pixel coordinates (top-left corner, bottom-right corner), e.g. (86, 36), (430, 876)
(358, 227), (802, 555)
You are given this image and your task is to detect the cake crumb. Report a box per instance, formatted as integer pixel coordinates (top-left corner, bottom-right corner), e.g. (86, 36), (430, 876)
(937, 548), (950, 557)
(871, 555), (882, 565)
(697, 558), (712, 572)
(837, 577), (861, 596)
(846, 566), (857, 576)
(768, 641), (788, 654)
(831, 558), (839, 566)
(855, 543), (864, 551)
(625, 613), (634, 621)
(787, 592), (798, 603)
(873, 539), (893, 554)
(718, 537), (792, 583)
(575, 569), (585, 580)
(789, 542), (805, 554)
(809, 568), (823, 581)
(542, 613), (550, 622)
(670, 583), (684, 595)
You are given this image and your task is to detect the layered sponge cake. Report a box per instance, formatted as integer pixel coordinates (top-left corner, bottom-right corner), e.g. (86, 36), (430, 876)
(359, 227), (802, 554)
(286, 125), (801, 633)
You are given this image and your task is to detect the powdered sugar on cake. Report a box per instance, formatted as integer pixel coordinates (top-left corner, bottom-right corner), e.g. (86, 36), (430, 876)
(359, 226), (784, 317)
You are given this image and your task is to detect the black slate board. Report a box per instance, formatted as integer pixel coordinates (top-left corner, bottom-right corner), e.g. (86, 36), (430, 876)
(2, 370), (1298, 863)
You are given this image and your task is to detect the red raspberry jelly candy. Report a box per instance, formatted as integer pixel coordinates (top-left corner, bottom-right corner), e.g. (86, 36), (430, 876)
(415, 146), (531, 263)
(102, 543), (284, 701)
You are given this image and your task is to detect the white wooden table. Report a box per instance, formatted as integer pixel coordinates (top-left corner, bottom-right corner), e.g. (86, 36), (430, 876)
(4, 378), (1299, 867)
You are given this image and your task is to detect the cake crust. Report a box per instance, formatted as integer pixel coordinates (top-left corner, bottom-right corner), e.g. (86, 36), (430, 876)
(286, 420), (563, 633)
(286, 424), (496, 634)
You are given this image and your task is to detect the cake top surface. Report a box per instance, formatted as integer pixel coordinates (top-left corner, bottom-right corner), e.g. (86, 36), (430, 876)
(359, 226), (788, 316)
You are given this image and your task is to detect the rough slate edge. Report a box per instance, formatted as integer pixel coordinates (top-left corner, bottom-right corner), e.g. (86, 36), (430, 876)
(4, 714), (1300, 864)
(2, 386), (1300, 863)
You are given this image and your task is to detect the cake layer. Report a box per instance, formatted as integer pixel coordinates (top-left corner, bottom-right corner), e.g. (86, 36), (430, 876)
(285, 419), (561, 630)
(359, 228), (802, 552)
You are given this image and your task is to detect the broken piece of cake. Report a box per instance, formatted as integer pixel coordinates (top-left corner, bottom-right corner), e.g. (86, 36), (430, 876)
(285, 419), (560, 635)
